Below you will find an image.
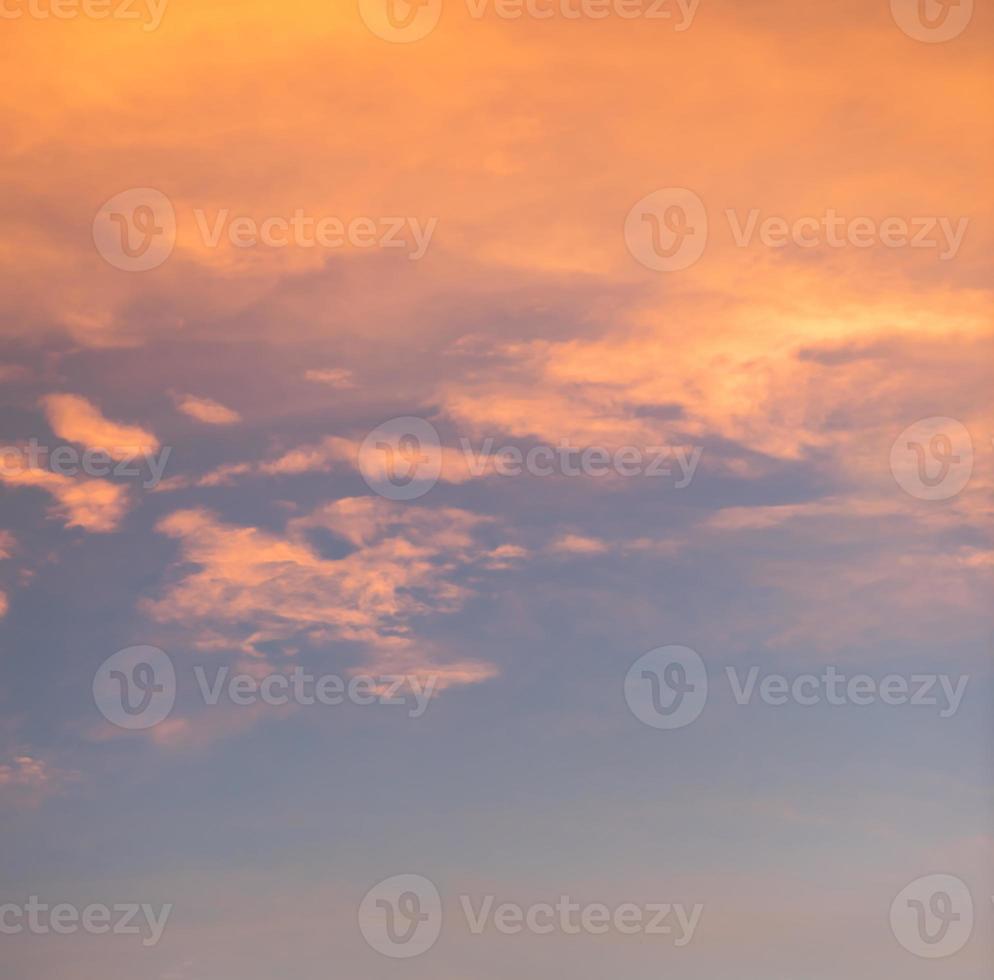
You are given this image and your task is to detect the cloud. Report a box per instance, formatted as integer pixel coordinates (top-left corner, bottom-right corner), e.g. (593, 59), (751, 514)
(41, 394), (159, 458)
(160, 432), (486, 490)
(153, 438), (357, 490)
(0, 463), (130, 532)
(259, 436), (357, 476)
(436, 294), (991, 467)
(174, 393), (242, 425)
(0, 533), (16, 615)
(0, 0), (984, 350)
(144, 498), (501, 686)
(550, 533), (609, 555)
(481, 543), (530, 569)
(0, 754), (77, 808)
(706, 498), (902, 531)
(304, 368), (356, 388)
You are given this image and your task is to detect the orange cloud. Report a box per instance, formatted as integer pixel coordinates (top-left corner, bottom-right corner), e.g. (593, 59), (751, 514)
(304, 368), (356, 388)
(160, 432), (488, 490)
(41, 394), (159, 457)
(0, 0), (987, 348)
(0, 463), (131, 532)
(174, 393), (242, 425)
(144, 499), (501, 686)
(551, 533), (609, 555)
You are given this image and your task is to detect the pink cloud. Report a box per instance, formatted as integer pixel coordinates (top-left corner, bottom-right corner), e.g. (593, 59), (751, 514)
(144, 498), (501, 687)
(0, 754), (78, 809)
(0, 464), (131, 533)
(41, 394), (159, 458)
(173, 393), (242, 425)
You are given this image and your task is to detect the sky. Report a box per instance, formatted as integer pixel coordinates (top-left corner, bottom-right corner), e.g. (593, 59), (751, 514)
(0, 0), (992, 977)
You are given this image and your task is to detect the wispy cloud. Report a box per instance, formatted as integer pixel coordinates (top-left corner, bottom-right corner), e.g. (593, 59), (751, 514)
(41, 394), (159, 457)
(173, 393), (242, 425)
(0, 754), (78, 809)
(0, 464), (131, 532)
(304, 368), (356, 388)
(144, 498), (502, 685)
